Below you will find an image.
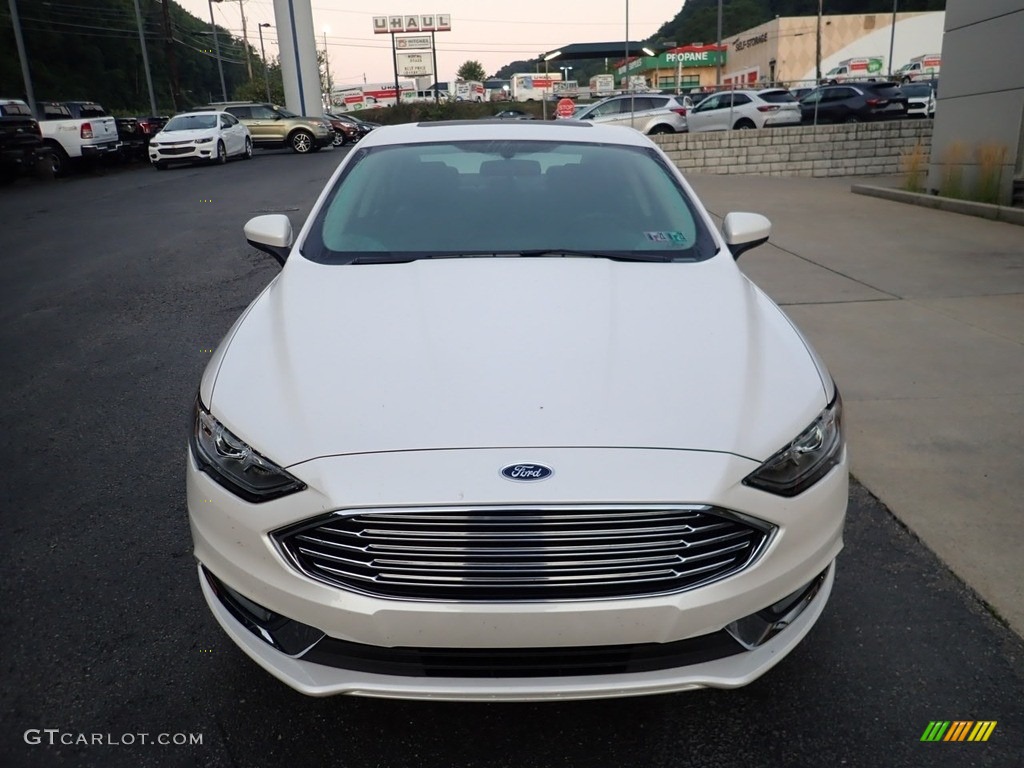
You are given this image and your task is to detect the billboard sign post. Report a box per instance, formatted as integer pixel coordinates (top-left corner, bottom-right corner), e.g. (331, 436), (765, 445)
(373, 13), (451, 105)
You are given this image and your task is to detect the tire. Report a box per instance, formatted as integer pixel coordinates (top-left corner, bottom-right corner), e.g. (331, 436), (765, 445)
(734, 118), (756, 130)
(331, 131), (345, 148)
(154, 161), (167, 171)
(46, 142), (69, 177)
(647, 124), (673, 135)
(214, 141), (227, 165)
(242, 137), (253, 160)
(290, 130), (314, 154)
(844, 115), (861, 124)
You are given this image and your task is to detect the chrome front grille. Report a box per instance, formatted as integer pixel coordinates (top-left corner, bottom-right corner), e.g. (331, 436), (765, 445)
(274, 505), (773, 602)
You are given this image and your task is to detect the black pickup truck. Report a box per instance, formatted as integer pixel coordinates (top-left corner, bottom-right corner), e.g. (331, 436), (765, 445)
(0, 98), (52, 182)
(115, 114), (168, 162)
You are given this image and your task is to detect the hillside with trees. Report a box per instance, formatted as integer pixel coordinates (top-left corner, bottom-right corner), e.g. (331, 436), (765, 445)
(0, 0), (274, 113)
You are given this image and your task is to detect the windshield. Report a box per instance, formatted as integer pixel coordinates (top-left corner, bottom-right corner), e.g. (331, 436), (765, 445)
(164, 114), (217, 131)
(302, 139), (715, 264)
(900, 83), (932, 96)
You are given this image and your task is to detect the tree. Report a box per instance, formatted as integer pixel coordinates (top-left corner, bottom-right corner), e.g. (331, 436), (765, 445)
(456, 60), (486, 81)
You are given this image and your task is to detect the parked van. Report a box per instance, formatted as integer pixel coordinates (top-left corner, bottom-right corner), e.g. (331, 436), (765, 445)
(824, 56), (884, 83)
(895, 54), (941, 83)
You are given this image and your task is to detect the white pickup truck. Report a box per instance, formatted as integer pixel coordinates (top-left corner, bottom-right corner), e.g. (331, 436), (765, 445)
(36, 100), (119, 175)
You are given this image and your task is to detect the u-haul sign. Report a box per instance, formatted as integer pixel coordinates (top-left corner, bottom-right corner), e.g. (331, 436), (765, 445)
(373, 13), (451, 34)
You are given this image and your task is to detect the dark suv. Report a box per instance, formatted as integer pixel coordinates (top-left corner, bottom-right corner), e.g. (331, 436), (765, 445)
(799, 82), (908, 123)
(199, 102), (333, 153)
(0, 98), (51, 181)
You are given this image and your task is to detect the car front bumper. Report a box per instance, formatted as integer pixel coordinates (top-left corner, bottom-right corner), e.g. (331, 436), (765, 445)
(149, 144), (217, 163)
(188, 445), (847, 700)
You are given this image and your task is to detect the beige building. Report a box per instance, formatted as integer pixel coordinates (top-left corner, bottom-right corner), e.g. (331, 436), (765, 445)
(721, 11), (944, 89)
(622, 12), (944, 93)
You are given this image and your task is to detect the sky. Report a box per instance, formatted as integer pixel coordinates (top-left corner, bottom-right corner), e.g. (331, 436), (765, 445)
(177, 0), (686, 87)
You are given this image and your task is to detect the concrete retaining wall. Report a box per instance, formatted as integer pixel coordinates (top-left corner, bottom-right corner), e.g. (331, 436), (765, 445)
(653, 120), (934, 177)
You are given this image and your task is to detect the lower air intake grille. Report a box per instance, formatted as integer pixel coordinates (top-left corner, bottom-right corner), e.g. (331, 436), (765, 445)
(274, 505), (772, 602)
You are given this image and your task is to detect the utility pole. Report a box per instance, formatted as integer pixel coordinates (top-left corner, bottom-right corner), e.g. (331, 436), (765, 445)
(131, 0), (157, 114)
(208, 0), (227, 103)
(258, 23), (271, 103)
(816, 0), (823, 83)
(160, 0), (181, 109)
(238, 0), (253, 81)
(7, 0), (37, 118)
(323, 31), (332, 103)
(887, 0), (898, 78)
(716, 0), (723, 85)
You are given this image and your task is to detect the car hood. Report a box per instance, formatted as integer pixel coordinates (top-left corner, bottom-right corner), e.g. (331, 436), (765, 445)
(207, 256), (828, 467)
(155, 128), (217, 142)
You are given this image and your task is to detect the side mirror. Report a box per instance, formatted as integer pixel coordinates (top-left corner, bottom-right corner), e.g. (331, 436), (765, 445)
(244, 214), (293, 266)
(722, 212), (771, 260)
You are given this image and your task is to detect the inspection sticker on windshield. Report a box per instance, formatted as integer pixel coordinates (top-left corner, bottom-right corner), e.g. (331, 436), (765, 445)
(645, 231), (687, 244)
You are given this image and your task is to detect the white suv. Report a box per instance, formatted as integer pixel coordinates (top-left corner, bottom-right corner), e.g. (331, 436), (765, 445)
(687, 89), (802, 132)
(570, 94), (688, 134)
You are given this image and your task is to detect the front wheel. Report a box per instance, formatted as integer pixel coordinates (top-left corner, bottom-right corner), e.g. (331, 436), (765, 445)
(153, 161), (167, 171)
(214, 141), (227, 164)
(242, 137), (253, 160)
(290, 130), (314, 154)
(331, 131), (345, 148)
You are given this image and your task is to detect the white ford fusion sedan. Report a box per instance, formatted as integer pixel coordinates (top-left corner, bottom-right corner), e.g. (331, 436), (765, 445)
(187, 120), (848, 701)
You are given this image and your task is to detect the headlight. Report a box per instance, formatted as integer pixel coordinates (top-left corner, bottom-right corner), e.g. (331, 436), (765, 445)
(743, 390), (843, 497)
(195, 137), (214, 144)
(190, 399), (305, 502)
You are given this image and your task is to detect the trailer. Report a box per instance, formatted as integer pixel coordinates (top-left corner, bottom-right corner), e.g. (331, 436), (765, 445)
(509, 72), (562, 102)
(453, 80), (485, 102)
(823, 57), (885, 83)
(895, 54), (941, 83)
(588, 74), (615, 99)
(330, 81), (416, 111)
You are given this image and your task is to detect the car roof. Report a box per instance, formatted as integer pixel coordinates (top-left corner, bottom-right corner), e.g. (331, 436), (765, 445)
(356, 120), (653, 149)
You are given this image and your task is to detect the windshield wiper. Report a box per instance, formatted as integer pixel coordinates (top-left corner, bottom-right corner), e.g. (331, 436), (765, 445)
(349, 250), (678, 264)
(349, 253), (424, 264)
(516, 249), (675, 262)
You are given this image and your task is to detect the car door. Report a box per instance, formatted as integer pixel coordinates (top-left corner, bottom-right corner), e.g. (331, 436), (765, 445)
(581, 98), (627, 127)
(218, 114), (235, 155)
(726, 93), (753, 128)
(619, 97), (657, 130)
(817, 88), (850, 122)
(236, 105), (271, 144)
(224, 113), (246, 154)
(687, 94), (724, 132)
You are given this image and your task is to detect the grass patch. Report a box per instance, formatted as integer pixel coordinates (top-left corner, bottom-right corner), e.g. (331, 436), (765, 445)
(899, 141), (928, 193)
(974, 142), (1008, 204)
(937, 140), (969, 199)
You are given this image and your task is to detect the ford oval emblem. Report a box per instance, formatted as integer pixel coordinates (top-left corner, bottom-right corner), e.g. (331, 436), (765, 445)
(500, 463), (553, 482)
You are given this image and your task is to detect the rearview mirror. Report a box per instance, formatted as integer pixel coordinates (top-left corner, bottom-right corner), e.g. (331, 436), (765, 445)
(244, 214), (293, 266)
(722, 212), (771, 259)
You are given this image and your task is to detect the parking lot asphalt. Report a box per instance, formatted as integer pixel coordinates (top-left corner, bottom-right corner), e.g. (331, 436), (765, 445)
(2, 153), (1023, 768)
(689, 173), (1024, 639)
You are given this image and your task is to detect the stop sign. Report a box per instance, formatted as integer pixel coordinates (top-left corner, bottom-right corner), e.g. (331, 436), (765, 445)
(556, 98), (576, 119)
